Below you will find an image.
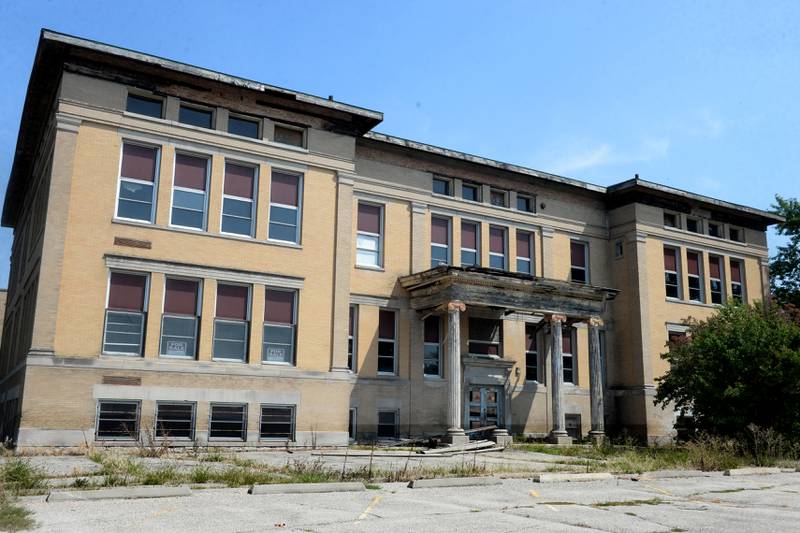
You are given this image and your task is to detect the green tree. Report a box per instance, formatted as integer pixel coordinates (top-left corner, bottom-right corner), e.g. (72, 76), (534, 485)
(770, 195), (800, 307)
(655, 302), (800, 439)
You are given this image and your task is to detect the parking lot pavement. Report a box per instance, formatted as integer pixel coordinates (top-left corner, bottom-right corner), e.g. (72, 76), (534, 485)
(23, 472), (800, 532)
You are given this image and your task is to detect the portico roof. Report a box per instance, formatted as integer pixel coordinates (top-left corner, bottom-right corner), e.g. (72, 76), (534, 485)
(398, 266), (619, 318)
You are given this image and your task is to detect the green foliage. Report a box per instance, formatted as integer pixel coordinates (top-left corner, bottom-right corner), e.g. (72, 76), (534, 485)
(0, 460), (46, 494)
(771, 195), (800, 307)
(0, 503), (35, 531)
(655, 302), (800, 439)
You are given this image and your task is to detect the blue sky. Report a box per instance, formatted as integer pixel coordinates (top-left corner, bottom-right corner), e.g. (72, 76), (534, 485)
(1, 1), (797, 287)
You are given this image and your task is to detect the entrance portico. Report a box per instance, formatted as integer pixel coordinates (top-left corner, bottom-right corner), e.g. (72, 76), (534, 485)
(400, 266), (618, 445)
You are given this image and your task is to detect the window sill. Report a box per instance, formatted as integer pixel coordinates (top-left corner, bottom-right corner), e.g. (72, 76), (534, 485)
(261, 361), (294, 367)
(159, 355), (196, 360)
(423, 375), (445, 381)
(665, 298), (721, 309)
(355, 264), (385, 272)
(376, 373), (399, 379)
(211, 358), (247, 363)
(266, 239), (302, 249)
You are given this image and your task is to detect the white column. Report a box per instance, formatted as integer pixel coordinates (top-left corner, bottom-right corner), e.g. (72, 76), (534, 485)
(548, 314), (570, 444)
(445, 300), (467, 444)
(588, 316), (605, 442)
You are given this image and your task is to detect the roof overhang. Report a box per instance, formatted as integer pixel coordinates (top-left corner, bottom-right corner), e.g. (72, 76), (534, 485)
(399, 266), (619, 318)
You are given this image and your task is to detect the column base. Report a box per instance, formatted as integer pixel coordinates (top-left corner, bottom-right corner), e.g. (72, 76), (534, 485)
(588, 431), (605, 446)
(444, 428), (470, 446)
(547, 431), (573, 446)
(490, 428), (513, 448)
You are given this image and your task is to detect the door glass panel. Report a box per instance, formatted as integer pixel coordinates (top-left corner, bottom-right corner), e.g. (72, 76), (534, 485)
(485, 391), (496, 403)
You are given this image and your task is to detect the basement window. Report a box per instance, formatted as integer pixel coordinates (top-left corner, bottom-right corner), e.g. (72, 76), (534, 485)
(259, 405), (295, 440)
(209, 403), (247, 440)
(155, 402), (195, 440)
(96, 400), (140, 440)
(377, 410), (398, 439)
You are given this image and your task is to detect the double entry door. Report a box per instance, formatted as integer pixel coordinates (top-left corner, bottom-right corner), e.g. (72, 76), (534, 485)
(467, 385), (503, 431)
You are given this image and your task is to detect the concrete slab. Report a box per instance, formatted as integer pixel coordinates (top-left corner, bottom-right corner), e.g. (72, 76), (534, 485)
(533, 472), (615, 483)
(724, 467), (783, 476)
(248, 481), (366, 494)
(46, 485), (191, 502)
(407, 476), (502, 488)
(632, 469), (716, 480)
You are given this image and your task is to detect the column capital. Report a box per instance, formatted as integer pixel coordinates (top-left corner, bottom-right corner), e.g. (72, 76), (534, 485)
(549, 313), (567, 324)
(446, 300), (466, 313)
(588, 316), (604, 327)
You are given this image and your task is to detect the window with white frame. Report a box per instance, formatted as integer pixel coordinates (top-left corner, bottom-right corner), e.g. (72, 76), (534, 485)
(516, 230), (533, 274)
(687, 250), (704, 302)
(96, 400), (140, 440)
(378, 309), (397, 374)
(489, 226), (507, 269)
(730, 259), (744, 302)
(262, 288), (297, 364)
(377, 410), (398, 439)
(468, 317), (502, 356)
(430, 216), (451, 267)
(562, 327), (575, 384)
(209, 403), (247, 440)
(221, 162), (256, 237)
(213, 283), (250, 362)
(356, 202), (383, 268)
(159, 277), (201, 358)
(423, 315), (442, 377)
(664, 247), (680, 299)
(348, 305), (357, 371)
(260, 405), (295, 440)
(709, 255), (724, 304)
(432, 177), (452, 196)
(268, 170), (302, 243)
(155, 402), (195, 440)
(460, 220), (480, 266)
(570, 240), (589, 283)
(525, 323), (539, 382)
(117, 143), (158, 222)
(103, 272), (148, 356)
(171, 153), (209, 230)
(462, 182), (481, 202)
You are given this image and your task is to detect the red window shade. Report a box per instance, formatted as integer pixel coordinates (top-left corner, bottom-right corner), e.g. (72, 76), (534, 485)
(525, 324), (537, 352)
(108, 272), (147, 311)
(490, 227), (505, 253)
(730, 260), (742, 283)
(461, 222), (477, 249)
(664, 248), (677, 271)
(517, 231), (531, 259)
(570, 242), (586, 267)
(264, 289), (295, 324)
(357, 203), (381, 234)
(687, 252), (700, 276)
(379, 310), (395, 340)
(424, 316), (440, 343)
(224, 163), (255, 199)
(271, 171), (299, 206)
(562, 329), (573, 354)
(121, 144), (157, 182)
(709, 257), (721, 279)
(174, 154), (208, 190)
(431, 217), (449, 245)
(164, 278), (199, 315)
(216, 284), (249, 320)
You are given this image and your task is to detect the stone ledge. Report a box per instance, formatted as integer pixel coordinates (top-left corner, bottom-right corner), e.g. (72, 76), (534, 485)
(408, 477), (502, 489)
(724, 467), (784, 477)
(533, 472), (614, 483)
(46, 486), (191, 502)
(249, 482), (366, 494)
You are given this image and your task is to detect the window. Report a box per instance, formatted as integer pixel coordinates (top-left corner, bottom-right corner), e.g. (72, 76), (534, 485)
(517, 194), (534, 213)
(209, 403), (247, 440)
(614, 240), (624, 259)
(155, 402), (195, 440)
(516, 230), (533, 274)
(570, 240), (589, 283)
(103, 272), (148, 356)
(663, 212), (679, 228)
(490, 189), (508, 207)
(686, 217), (701, 233)
(423, 316), (442, 377)
(171, 153), (209, 230)
(489, 226), (507, 269)
(269, 170), (302, 243)
(348, 408), (357, 440)
(430, 216), (451, 267)
(213, 284), (250, 361)
(160, 278), (200, 358)
(708, 222), (722, 238)
(274, 124), (305, 147)
(356, 203), (383, 268)
(348, 305), (358, 371)
(432, 177), (452, 196)
(96, 400), (140, 440)
(460, 221), (480, 267)
(260, 405), (295, 440)
(462, 182), (480, 202)
(664, 247), (680, 299)
(378, 310), (396, 374)
(377, 410), (398, 439)
(179, 104), (213, 129)
(263, 289), (296, 364)
(221, 162), (256, 237)
(729, 227), (744, 243)
(709, 255), (724, 304)
(562, 328), (574, 384)
(687, 251), (703, 302)
(668, 330), (687, 350)
(730, 259), (744, 302)
(228, 115), (260, 139)
(117, 143), (158, 222)
(525, 323), (539, 382)
(126, 94), (162, 119)
(468, 318), (501, 356)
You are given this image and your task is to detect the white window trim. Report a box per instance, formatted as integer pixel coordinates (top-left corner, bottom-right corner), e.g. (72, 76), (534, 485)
(220, 162), (258, 238)
(262, 288), (298, 366)
(159, 276), (203, 359)
(570, 239), (589, 283)
(102, 270), (150, 357)
(212, 283), (251, 363)
(730, 259), (746, 301)
(460, 220), (481, 267)
(169, 152), (210, 232)
(267, 170), (304, 245)
(377, 310), (398, 376)
(489, 226), (507, 270)
(687, 250), (705, 303)
(709, 255), (725, 305)
(356, 202), (384, 268)
(562, 327), (576, 385)
(516, 231), (533, 274)
(431, 216), (451, 267)
(664, 246), (682, 300)
(114, 141), (161, 225)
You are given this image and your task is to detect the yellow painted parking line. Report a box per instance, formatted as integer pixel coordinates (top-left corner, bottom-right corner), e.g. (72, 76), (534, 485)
(356, 495), (383, 522)
(530, 490), (539, 497)
(545, 504), (559, 512)
(643, 484), (672, 496)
